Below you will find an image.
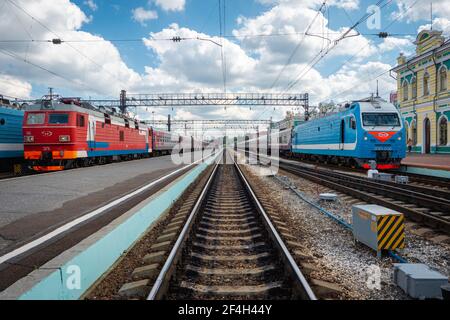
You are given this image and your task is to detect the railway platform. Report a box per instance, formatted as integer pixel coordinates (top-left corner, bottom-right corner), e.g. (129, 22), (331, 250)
(400, 154), (450, 179)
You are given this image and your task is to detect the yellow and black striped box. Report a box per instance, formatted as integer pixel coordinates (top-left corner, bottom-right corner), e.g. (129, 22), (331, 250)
(352, 204), (405, 253)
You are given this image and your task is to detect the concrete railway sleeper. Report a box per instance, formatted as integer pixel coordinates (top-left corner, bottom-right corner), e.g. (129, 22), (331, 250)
(146, 153), (316, 300)
(279, 163), (450, 234)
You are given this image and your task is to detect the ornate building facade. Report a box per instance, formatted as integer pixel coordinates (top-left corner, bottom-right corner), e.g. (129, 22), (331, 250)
(392, 30), (449, 154)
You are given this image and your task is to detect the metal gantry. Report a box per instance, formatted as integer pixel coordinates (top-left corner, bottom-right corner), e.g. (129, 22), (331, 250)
(83, 91), (309, 113)
(144, 119), (272, 132)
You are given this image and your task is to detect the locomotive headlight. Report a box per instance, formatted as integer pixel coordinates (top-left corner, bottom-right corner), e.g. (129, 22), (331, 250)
(398, 136), (402, 141)
(364, 135), (368, 141)
(59, 135), (70, 142)
(24, 135), (34, 143)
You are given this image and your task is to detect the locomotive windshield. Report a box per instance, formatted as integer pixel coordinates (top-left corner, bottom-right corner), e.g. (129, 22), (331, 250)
(49, 113), (69, 124)
(362, 113), (400, 127)
(26, 113), (45, 125)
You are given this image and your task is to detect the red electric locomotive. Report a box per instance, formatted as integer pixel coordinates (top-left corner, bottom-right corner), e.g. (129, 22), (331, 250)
(23, 97), (152, 171)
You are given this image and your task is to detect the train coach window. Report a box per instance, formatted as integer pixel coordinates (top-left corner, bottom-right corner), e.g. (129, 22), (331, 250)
(362, 113), (400, 127)
(77, 115), (85, 127)
(119, 131), (124, 141)
(27, 113), (45, 125)
(49, 113), (69, 124)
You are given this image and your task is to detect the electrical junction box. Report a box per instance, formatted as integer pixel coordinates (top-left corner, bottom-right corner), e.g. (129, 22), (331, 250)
(393, 263), (448, 299)
(395, 176), (409, 184)
(372, 173), (394, 182)
(352, 204), (405, 254)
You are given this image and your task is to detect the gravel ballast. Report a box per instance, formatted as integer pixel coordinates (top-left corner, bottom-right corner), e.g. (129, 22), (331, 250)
(244, 164), (450, 300)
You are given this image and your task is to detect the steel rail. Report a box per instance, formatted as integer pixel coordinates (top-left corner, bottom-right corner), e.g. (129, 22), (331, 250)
(280, 162), (450, 213)
(279, 163), (450, 234)
(234, 157), (317, 300)
(147, 151), (317, 300)
(147, 162), (220, 300)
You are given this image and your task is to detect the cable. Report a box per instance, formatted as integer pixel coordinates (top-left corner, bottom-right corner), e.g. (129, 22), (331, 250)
(269, 1), (328, 91)
(0, 33), (417, 44)
(5, 0), (124, 90)
(218, 0), (227, 93)
(318, 0), (420, 104)
(283, 0), (394, 93)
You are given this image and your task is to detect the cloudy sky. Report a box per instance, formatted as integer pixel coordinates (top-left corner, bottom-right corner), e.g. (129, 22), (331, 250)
(0, 0), (449, 123)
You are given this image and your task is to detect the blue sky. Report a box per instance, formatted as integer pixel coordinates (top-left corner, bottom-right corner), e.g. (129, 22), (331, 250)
(72, 0), (416, 74)
(0, 0), (449, 122)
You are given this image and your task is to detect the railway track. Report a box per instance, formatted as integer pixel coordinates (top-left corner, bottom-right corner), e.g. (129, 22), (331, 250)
(278, 161), (450, 234)
(147, 153), (316, 300)
(279, 155), (450, 191)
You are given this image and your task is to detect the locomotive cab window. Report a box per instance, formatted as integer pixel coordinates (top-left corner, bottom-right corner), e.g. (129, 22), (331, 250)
(49, 113), (69, 124)
(27, 113), (45, 125)
(350, 117), (356, 130)
(77, 115), (85, 127)
(362, 113), (400, 127)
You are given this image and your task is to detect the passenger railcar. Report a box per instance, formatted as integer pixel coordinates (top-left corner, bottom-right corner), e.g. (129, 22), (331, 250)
(0, 97), (24, 169)
(151, 128), (179, 155)
(23, 98), (152, 171)
(291, 98), (406, 169)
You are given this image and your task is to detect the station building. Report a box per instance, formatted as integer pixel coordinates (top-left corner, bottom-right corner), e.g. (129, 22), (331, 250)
(392, 29), (449, 154)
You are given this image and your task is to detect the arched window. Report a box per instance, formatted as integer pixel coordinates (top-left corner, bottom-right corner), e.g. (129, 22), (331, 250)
(423, 72), (430, 96)
(402, 80), (408, 101)
(439, 117), (448, 146)
(411, 120), (417, 145)
(439, 67), (447, 92)
(411, 77), (417, 99)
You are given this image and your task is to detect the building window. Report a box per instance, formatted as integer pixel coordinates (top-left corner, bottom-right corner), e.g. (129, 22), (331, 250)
(411, 120), (417, 145)
(411, 77), (417, 99)
(439, 67), (447, 92)
(423, 72), (430, 96)
(402, 80), (408, 101)
(439, 117), (448, 146)
(404, 121), (409, 141)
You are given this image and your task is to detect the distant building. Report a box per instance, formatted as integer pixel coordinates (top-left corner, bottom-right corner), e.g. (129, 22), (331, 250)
(392, 29), (449, 154)
(271, 111), (303, 130)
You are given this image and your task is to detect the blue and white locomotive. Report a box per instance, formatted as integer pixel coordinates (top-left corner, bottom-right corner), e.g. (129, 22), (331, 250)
(291, 98), (406, 169)
(0, 96), (24, 169)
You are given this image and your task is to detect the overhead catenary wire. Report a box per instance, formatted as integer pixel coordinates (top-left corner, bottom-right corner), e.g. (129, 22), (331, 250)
(318, 0), (420, 104)
(269, 1), (328, 91)
(5, 0), (125, 93)
(218, 0), (227, 94)
(283, 0), (393, 93)
(253, 2), (329, 121)
(0, 33), (417, 44)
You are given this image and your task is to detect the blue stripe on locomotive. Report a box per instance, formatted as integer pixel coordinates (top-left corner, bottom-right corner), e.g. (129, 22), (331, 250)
(291, 102), (406, 162)
(0, 106), (24, 159)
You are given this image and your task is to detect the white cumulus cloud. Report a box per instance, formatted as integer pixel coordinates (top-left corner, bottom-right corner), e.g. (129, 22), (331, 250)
(83, 0), (97, 11)
(154, 0), (185, 12)
(0, 74), (33, 99)
(132, 7), (158, 26)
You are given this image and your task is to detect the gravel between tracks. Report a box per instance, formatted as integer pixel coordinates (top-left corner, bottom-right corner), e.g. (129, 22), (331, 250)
(243, 164), (450, 300)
